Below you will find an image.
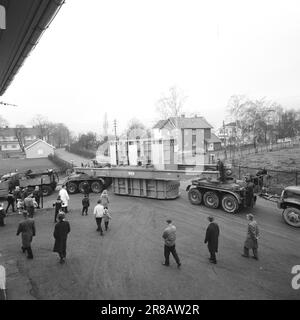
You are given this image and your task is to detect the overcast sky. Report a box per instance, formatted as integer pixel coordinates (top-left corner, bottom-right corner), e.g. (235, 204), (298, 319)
(1, 0), (300, 135)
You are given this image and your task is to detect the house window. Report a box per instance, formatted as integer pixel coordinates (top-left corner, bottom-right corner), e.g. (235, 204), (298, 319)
(192, 130), (196, 157)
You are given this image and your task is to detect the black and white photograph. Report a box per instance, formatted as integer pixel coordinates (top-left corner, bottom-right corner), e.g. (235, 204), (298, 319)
(0, 0), (300, 304)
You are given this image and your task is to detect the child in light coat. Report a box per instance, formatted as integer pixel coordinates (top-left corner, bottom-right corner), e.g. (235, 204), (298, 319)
(103, 208), (112, 231)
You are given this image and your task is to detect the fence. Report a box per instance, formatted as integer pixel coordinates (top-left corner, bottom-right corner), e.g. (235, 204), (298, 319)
(231, 164), (299, 195)
(210, 140), (300, 162)
(48, 154), (73, 174)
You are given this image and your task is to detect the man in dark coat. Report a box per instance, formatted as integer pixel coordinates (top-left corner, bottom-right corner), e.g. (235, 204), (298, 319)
(53, 213), (71, 264)
(6, 190), (15, 213)
(16, 211), (36, 259)
(216, 159), (225, 182)
(245, 174), (255, 208)
(204, 216), (220, 264)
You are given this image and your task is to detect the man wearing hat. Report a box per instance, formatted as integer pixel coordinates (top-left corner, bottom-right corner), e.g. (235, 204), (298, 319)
(204, 216), (220, 264)
(16, 211), (35, 259)
(162, 219), (181, 268)
(53, 212), (71, 264)
(242, 214), (260, 260)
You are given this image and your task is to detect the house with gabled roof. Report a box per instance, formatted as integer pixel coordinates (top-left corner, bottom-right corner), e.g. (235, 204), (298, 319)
(25, 139), (55, 159)
(151, 114), (214, 169)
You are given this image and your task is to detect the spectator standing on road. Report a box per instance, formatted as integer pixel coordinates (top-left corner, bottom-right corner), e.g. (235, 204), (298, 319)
(13, 186), (22, 205)
(0, 203), (6, 226)
(16, 198), (24, 215)
(59, 185), (70, 213)
(53, 213), (71, 264)
(204, 216), (220, 264)
(93, 200), (105, 236)
(100, 190), (109, 209)
(6, 190), (15, 213)
(24, 195), (35, 218)
(16, 211), (35, 259)
(162, 219), (181, 268)
(242, 214), (260, 260)
(53, 196), (62, 223)
(82, 181), (90, 196)
(32, 186), (42, 209)
(103, 207), (112, 231)
(82, 194), (90, 216)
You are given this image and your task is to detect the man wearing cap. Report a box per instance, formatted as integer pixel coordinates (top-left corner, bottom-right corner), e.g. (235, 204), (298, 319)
(53, 212), (71, 264)
(16, 211), (36, 259)
(242, 214), (260, 260)
(204, 216), (220, 264)
(162, 219), (181, 268)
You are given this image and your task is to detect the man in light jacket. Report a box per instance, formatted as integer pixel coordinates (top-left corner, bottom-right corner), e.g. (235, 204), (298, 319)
(59, 185), (70, 213)
(93, 200), (105, 236)
(162, 219), (181, 268)
(242, 214), (260, 260)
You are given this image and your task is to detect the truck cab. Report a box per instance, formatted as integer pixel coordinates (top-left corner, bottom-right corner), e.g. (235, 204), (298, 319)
(277, 186), (300, 228)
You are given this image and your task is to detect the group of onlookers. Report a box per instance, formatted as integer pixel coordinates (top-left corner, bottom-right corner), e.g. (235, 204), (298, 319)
(1, 182), (260, 267)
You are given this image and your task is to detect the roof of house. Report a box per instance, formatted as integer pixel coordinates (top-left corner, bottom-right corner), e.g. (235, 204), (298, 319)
(153, 116), (213, 130)
(25, 139), (55, 150)
(205, 133), (222, 144)
(0, 127), (40, 136)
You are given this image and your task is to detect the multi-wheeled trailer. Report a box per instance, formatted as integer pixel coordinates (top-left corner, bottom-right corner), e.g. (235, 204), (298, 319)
(66, 166), (219, 200)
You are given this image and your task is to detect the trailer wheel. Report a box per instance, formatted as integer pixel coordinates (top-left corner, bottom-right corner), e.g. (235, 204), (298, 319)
(67, 182), (77, 194)
(91, 181), (104, 193)
(221, 194), (238, 213)
(79, 181), (90, 194)
(282, 207), (300, 228)
(188, 188), (202, 205)
(42, 186), (52, 196)
(203, 191), (219, 209)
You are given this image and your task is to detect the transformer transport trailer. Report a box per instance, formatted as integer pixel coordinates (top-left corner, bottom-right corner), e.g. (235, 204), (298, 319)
(67, 166), (220, 200)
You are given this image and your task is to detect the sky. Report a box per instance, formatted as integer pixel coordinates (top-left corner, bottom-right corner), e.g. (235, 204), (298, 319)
(1, 0), (300, 136)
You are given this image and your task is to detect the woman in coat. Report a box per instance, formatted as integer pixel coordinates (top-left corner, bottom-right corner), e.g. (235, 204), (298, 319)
(53, 213), (71, 264)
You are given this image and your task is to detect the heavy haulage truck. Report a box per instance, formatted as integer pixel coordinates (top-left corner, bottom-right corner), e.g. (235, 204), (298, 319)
(0, 169), (59, 198)
(69, 165), (257, 214)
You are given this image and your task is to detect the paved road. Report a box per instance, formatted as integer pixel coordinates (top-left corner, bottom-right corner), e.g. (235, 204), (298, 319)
(1, 183), (300, 300)
(54, 148), (109, 167)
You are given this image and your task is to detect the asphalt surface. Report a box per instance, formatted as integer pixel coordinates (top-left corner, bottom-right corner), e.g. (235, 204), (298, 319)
(1, 181), (300, 300)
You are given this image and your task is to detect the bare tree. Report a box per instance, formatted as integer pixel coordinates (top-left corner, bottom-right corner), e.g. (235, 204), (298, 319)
(14, 125), (26, 152)
(156, 86), (187, 119)
(0, 115), (8, 128)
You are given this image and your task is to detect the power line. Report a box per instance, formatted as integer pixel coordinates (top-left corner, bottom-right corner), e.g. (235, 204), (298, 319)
(0, 101), (17, 107)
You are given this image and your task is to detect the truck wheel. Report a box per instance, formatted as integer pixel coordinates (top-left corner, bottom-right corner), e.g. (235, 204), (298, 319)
(221, 194), (238, 213)
(188, 189), (202, 205)
(67, 182), (77, 194)
(79, 182), (90, 194)
(42, 186), (52, 196)
(282, 207), (300, 228)
(91, 181), (103, 193)
(203, 191), (219, 209)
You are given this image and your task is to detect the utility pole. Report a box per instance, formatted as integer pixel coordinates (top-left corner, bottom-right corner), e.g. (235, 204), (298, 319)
(113, 119), (119, 165)
(223, 120), (227, 160)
